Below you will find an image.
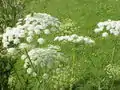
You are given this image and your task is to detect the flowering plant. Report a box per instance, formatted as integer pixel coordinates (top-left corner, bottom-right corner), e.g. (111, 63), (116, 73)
(2, 12), (96, 89)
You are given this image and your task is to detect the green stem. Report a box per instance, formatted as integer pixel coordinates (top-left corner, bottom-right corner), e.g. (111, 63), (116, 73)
(111, 47), (115, 63)
(110, 77), (115, 90)
(98, 82), (101, 90)
(69, 84), (72, 90)
(111, 38), (117, 64)
(24, 49), (42, 85)
(72, 46), (76, 77)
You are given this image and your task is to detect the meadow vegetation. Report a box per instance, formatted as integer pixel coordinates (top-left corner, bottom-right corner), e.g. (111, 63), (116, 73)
(1, 0), (120, 90)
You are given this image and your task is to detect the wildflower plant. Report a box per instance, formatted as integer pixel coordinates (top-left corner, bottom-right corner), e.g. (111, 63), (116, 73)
(2, 12), (96, 90)
(23, 46), (66, 76)
(2, 12), (69, 89)
(2, 0), (120, 89)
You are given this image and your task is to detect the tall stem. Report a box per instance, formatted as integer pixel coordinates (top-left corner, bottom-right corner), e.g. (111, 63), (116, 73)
(24, 49), (42, 85)
(110, 39), (117, 90)
(111, 47), (115, 64)
(72, 44), (77, 79)
(111, 38), (117, 64)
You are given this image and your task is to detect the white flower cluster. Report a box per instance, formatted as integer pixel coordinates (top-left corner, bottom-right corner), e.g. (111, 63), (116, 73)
(54, 34), (95, 44)
(2, 13), (60, 51)
(21, 45), (65, 76)
(94, 19), (120, 37)
(7, 48), (16, 55)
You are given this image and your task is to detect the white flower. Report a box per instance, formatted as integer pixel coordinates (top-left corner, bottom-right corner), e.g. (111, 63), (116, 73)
(58, 36), (65, 41)
(54, 34), (95, 44)
(7, 48), (16, 54)
(113, 31), (119, 36)
(19, 43), (29, 49)
(1, 13), (62, 77)
(94, 20), (120, 37)
(27, 68), (33, 74)
(2, 13), (60, 51)
(19, 32), (25, 38)
(71, 34), (78, 38)
(74, 36), (84, 43)
(84, 37), (91, 44)
(54, 36), (59, 41)
(21, 54), (27, 60)
(32, 72), (37, 77)
(67, 37), (73, 41)
(94, 28), (103, 33)
(28, 31), (34, 36)
(26, 46), (64, 67)
(23, 23), (29, 29)
(109, 29), (114, 34)
(115, 24), (120, 30)
(97, 22), (104, 28)
(85, 39), (95, 44)
(34, 29), (41, 34)
(37, 38), (45, 44)
(13, 38), (20, 44)
(48, 45), (60, 50)
(102, 32), (108, 37)
(8, 36), (13, 42)
(18, 18), (23, 22)
(106, 25), (111, 30)
(27, 25), (34, 31)
(35, 25), (44, 30)
(25, 59), (29, 63)
(3, 42), (9, 48)
(5, 27), (11, 32)
(24, 63), (28, 68)
(26, 36), (33, 43)
(16, 21), (22, 25)
(77, 36), (84, 41)
(44, 29), (50, 34)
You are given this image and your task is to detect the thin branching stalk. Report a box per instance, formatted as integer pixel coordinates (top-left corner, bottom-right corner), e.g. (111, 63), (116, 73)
(111, 47), (115, 64)
(109, 39), (117, 90)
(72, 44), (76, 78)
(111, 38), (117, 64)
(24, 49), (42, 86)
(69, 84), (73, 90)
